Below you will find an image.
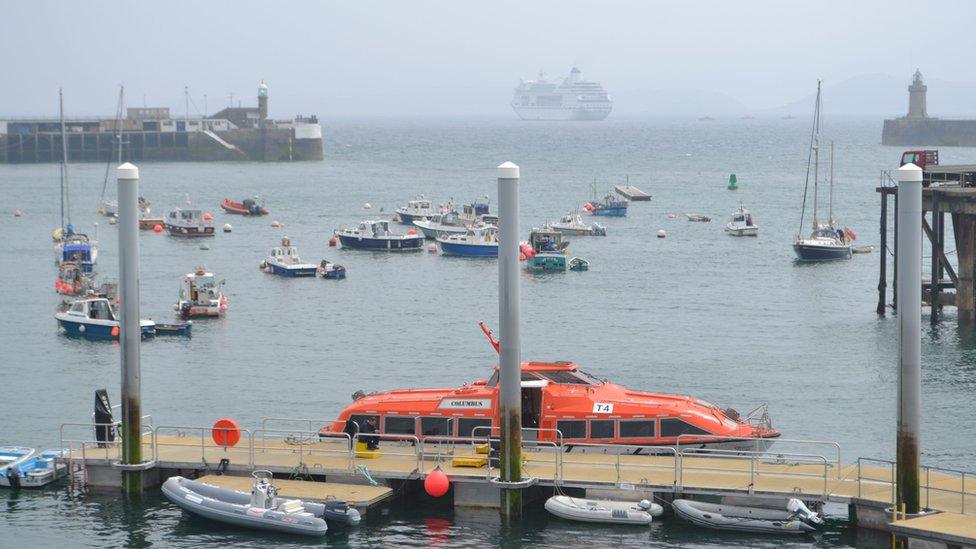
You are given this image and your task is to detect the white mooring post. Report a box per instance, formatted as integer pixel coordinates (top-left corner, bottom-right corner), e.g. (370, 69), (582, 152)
(117, 162), (144, 493)
(497, 161), (523, 518)
(895, 162), (922, 514)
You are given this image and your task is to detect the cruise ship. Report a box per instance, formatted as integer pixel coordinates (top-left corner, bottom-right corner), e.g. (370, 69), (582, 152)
(511, 67), (612, 121)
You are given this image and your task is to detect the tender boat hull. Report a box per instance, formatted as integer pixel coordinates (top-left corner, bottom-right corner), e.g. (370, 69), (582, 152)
(793, 242), (851, 261)
(338, 234), (423, 251)
(161, 476), (329, 536)
(672, 499), (816, 534)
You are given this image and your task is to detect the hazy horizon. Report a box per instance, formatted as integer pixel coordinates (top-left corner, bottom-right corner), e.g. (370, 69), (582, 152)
(6, 0), (976, 118)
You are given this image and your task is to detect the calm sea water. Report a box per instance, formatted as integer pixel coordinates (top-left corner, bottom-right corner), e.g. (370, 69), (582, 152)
(1, 116), (975, 547)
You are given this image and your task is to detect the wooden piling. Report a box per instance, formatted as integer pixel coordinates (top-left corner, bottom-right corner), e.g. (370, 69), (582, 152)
(954, 213), (976, 323)
(930, 192), (940, 323)
(878, 187), (889, 315)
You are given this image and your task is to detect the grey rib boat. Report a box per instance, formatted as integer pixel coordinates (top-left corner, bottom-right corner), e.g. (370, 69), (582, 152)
(672, 498), (821, 535)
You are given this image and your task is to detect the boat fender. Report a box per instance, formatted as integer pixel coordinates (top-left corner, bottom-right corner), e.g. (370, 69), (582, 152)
(8, 468), (20, 489)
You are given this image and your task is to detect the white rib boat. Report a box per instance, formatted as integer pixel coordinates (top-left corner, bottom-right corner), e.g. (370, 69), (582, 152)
(544, 495), (663, 525)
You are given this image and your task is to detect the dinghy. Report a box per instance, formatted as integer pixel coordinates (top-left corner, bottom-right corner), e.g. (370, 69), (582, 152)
(672, 498), (821, 534)
(0, 447), (67, 488)
(544, 495), (663, 525)
(162, 472), (330, 536)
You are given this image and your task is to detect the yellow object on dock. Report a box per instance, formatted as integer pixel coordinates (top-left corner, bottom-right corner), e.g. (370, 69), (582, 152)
(451, 456), (488, 468)
(195, 475), (392, 509)
(475, 443), (489, 455)
(355, 441), (381, 459)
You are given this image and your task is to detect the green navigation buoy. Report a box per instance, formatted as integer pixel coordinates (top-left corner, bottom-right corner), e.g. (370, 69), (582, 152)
(199, 243), (210, 250)
(728, 173), (738, 190)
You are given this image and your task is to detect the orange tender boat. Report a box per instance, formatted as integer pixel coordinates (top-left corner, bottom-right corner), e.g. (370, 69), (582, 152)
(322, 325), (780, 454)
(220, 198), (269, 216)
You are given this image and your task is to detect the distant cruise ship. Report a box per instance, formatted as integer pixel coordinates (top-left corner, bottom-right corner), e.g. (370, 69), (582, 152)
(511, 67), (612, 121)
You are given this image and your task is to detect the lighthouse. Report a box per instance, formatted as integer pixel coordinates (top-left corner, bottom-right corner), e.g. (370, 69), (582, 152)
(906, 69), (927, 119)
(258, 80), (269, 123)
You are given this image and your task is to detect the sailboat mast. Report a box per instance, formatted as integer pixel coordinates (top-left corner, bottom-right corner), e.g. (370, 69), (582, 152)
(811, 81), (821, 231)
(59, 88), (69, 230)
(118, 86), (125, 165)
(829, 141), (835, 226)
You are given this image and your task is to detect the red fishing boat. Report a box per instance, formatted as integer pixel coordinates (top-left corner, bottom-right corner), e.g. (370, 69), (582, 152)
(321, 324), (780, 454)
(220, 198), (269, 216)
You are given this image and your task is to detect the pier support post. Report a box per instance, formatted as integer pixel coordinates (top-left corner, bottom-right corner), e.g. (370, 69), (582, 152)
(118, 162), (144, 494)
(497, 161), (522, 519)
(930, 192), (941, 323)
(954, 213), (976, 324)
(878, 188), (889, 315)
(895, 163), (922, 515)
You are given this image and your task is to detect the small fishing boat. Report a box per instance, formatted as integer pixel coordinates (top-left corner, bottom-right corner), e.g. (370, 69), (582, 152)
(261, 237), (318, 277)
(724, 206), (758, 237)
(162, 472), (331, 537)
(317, 259), (347, 279)
(395, 196), (437, 224)
(672, 498), (821, 535)
(175, 268), (228, 318)
(552, 210), (606, 236)
(569, 257), (589, 271)
(221, 197), (268, 216)
(585, 191), (628, 217)
(0, 447), (67, 488)
(545, 496), (663, 525)
(686, 213), (712, 222)
(165, 207), (215, 237)
(55, 296), (156, 339)
(413, 199), (492, 238)
(57, 230), (98, 273)
(521, 225), (569, 273)
(336, 220), (424, 251)
(154, 321), (193, 337)
(437, 225), (499, 257)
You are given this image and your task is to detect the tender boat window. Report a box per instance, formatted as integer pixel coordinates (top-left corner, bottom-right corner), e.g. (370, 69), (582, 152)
(420, 417), (452, 437)
(589, 420), (615, 439)
(457, 418), (492, 438)
(620, 420), (655, 438)
(660, 418), (711, 437)
(383, 416), (416, 435)
(556, 420), (586, 440)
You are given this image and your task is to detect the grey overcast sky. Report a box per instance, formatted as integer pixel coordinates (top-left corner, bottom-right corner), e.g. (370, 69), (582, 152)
(5, 0), (975, 117)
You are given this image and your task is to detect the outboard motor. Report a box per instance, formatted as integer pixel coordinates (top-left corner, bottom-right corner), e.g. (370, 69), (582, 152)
(250, 470), (277, 509)
(787, 498), (824, 525)
(94, 389), (115, 448)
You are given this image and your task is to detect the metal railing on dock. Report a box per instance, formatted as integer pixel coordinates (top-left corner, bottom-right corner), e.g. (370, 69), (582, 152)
(857, 457), (973, 514)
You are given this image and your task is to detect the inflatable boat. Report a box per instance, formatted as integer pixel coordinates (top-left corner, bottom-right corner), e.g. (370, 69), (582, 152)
(162, 473), (329, 536)
(544, 495), (664, 525)
(671, 498), (821, 534)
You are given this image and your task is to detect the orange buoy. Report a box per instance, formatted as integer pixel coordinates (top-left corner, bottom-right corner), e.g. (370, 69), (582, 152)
(202, 212), (213, 221)
(111, 326), (120, 337)
(424, 466), (450, 497)
(407, 228), (417, 236)
(328, 236), (337, 247)
(212, 418), (242, 447)
(153, 224), (163, 233)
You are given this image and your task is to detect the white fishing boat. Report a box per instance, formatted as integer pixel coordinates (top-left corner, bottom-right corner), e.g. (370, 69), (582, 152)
(394, 196), (438, 225)
(551, 210), (606, 236)
(261, 237), (318, 277)
(724, 206), (758, 237)
(165, 206), (215, 237)
(545, 496), (663, 525)
(175, 268), (228, 318)
(672, 498), (822, 534)
(437, 225), (499, 257)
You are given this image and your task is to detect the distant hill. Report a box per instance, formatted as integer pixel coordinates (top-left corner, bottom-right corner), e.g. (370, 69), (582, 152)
(612, 87), (750, 116)
(773, 73), (976, 118)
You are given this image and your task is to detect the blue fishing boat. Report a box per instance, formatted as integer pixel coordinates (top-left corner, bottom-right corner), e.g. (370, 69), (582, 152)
(587, 191), (629, 217)
(57, 230), (98, 273)
(317, 259), (347, 279)
(0, 447), (67, 488)
(54, 296), (156, 339)
(438, 225), (499, 257)
(261, 237), (318, 277)
(336, 220), (424, 251)
(523, 224), (569, 272)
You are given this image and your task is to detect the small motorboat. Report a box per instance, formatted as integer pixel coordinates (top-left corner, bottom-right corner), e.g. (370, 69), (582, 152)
(413, 198), (491, 238)
(56, 229), (98, 273)
(686, 213), (711, 222)
(154, 321), (193, 337)
(569, 257), (590, 271)
(395, 196), (438, 225)
(162, 472), (330, 537)
(221, 197), (269, 216)
(545, 496), (663, 525)
(585, 191), (628, 217)
(0, 447), (67, 488)
(55, 296), (156, 339)
(724, 206), (758, 237)
(165, 207), (215, 237)
(335, 220), (424, 251)
(523, 224), (569, 273)
(175, 268), (228, 318)
(317, 259), (347, 280)
(437, 225), (499, 257)
(552, 210), (607, 236)
(671, 498), (822, 535)
(261, 237), (318, 277)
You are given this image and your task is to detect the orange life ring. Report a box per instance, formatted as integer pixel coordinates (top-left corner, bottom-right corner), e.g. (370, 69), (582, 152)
(212, 418), (242, 447)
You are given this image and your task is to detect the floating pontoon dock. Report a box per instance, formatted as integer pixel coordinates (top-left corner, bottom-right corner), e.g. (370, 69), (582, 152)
(614, 185), (651, 201)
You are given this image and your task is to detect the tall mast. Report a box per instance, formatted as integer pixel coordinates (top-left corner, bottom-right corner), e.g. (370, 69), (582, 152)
(59, 88), (70, 231)
(118, 86), (125, 165)
(811, 81), (821, 231)
(829, 140), (835, 226)
(184, 86), (189, 128)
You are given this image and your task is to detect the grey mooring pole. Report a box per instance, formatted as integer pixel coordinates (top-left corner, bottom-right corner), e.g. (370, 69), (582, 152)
(895, 162), (922, 514)
(497, 161), (522, 518)
(118, 162), (144, 493)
